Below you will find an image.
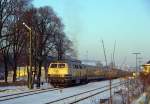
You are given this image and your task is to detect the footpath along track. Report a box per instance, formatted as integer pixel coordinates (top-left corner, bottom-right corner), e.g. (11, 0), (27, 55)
(45, 80), (127, 104)
(0, 87), (60, 102)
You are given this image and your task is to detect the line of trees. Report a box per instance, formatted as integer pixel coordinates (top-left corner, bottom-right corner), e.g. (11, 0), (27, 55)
(0, 0), (76, 87)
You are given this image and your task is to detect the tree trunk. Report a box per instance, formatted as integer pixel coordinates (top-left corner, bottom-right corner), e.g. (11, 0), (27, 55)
(44, 65), (48, 83)
(4, 55), (8, 83)
(13, 61), (17, 82)
(37, 62), (42, 88)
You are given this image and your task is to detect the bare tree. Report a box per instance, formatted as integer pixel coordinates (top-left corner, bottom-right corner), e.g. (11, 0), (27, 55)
(22, 6), (75, 88)
(11, 0), (31, 82)
(0, 0), (31, 82)
(34, 7), (64, 88)
(0, 0), (31, 48)
(9, 22), (27, 82)
(0, 0), (75, 85)
(53, 31), (75, 60)
(1, 33), (11, 82)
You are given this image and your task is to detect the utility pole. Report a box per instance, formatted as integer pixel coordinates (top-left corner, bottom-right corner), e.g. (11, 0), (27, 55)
(131, 53), (141, 103)
(101, 40), (108, 68)
(23, 22), (33, 89)
(86, 51), (89, 62)
(112, 40), (116, 68)
(132, 53), (141, 73)
(101, 40), (112, 104)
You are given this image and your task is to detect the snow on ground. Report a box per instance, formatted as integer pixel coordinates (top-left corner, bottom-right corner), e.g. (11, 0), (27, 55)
(73, 81), (123, 104)
(0, 86), (29, 96)
(0, 82), (52, 96)
(0, 79), (122, 104)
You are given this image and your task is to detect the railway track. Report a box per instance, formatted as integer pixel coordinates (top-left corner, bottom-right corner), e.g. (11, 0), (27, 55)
(69, 84), (123, 104)
(0, 79), (127, 103)
(0, 87), (60, 102)
(45, 80), (127, 104)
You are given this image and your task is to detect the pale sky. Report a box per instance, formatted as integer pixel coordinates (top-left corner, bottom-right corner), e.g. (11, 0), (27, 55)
(32, 0), (150, 68)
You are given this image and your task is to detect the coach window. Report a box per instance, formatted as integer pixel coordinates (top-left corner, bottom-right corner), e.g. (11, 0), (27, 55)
(58, 64), (65, 68)
(74, 65), (76, 69)
(50, 64), (57, 68)
(73, 65), (75, 69)
(79, 65), (82, 69)
(74, 65), (78, 69)
(71, 64), (74, 68)
(77, 65), (79, 69)
(72, 64), (75, 69)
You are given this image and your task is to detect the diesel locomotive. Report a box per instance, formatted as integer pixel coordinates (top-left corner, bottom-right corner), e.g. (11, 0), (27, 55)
(47, 59), (125, 87)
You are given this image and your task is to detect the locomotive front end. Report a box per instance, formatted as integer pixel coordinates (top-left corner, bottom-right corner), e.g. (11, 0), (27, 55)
(48, 62), (71, 87)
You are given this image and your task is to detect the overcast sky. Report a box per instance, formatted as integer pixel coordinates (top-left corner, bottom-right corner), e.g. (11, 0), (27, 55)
(32, 0), (150, 68)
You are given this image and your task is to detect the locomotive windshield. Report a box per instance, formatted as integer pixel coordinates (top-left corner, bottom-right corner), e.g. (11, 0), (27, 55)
(50, 63), (66, 68)
(50, 64), (57, 68)
(58, 64), (65, 68)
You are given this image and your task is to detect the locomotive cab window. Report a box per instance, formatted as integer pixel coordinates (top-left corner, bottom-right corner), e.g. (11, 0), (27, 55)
(58, 64), (65, 68)
(50, 64), (57, 68)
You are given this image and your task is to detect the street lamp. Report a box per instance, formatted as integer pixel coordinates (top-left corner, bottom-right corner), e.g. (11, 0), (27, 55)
(23, 22), (33, 89)
(23, 22), (31, 31)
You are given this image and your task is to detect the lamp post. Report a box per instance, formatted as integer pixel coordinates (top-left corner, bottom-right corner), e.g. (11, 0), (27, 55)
(23, 22), (33, 89)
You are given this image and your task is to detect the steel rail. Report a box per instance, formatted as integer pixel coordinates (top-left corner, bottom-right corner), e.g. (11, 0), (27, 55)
(0, 88), (55, 98)
(69, 82), (126, 104)
(45, 81), (127, 104)
(0, 88), (60, 102)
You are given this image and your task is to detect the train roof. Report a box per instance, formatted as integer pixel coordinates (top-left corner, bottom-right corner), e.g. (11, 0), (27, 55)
(50, 59), (82, 64)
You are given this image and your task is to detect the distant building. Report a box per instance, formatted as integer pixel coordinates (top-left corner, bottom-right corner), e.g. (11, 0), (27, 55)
(142, 61), (150, 74)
